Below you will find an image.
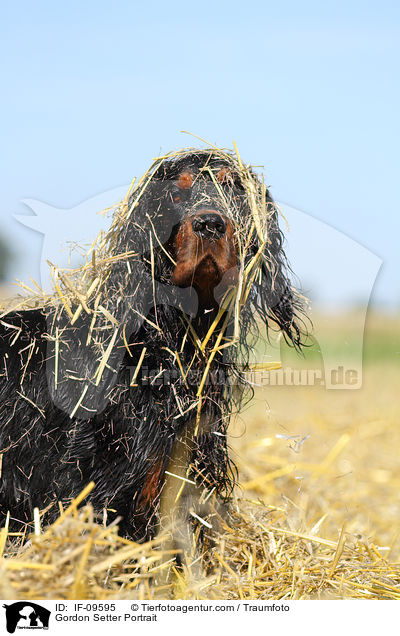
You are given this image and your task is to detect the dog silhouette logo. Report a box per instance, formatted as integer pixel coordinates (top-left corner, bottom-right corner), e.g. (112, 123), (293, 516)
(3, 603), (50, 633)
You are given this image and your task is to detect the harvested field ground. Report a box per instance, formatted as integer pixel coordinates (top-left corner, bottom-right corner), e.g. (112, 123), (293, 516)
(0, 310), (399, 600)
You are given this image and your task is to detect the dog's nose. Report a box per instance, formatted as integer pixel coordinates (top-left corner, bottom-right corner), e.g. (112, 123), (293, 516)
(192, 213), (227, 240)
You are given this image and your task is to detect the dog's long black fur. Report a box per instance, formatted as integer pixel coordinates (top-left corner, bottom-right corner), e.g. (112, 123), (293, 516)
(0, 149), (305, 541)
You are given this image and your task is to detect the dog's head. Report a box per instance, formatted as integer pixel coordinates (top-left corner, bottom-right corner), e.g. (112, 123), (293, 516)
(146, 153), (241, 309)
(115, 149), (304, 347)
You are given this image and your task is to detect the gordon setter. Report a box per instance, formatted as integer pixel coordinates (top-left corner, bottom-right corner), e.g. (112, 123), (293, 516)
(0, 148), (304, 546)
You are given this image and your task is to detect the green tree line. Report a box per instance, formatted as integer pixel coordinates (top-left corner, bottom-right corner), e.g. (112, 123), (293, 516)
(0, 233), (12, 281)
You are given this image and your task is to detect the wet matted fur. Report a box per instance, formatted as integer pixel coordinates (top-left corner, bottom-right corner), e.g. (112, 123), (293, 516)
(0, 147), (305, 541)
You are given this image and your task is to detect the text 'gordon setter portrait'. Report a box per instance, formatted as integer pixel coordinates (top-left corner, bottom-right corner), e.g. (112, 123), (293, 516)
(0, 147), (305, 543)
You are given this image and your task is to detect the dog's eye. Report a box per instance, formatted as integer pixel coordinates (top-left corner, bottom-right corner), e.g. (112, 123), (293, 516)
(170, 188), (181, 203)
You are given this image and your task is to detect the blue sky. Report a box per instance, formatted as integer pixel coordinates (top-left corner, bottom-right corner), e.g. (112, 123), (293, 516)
(1, 0), (399, 308)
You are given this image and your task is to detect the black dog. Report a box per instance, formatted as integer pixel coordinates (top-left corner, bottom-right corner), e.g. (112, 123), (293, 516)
(0, 148), (304, 542)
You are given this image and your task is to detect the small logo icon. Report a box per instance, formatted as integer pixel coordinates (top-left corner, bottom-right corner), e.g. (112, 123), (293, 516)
(3, 603), (50, 633)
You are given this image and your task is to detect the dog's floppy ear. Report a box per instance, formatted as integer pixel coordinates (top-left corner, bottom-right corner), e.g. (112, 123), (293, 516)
(45, 259), (152, 420)
(46, 174), (197, 419)
(252, 193), (305, 348)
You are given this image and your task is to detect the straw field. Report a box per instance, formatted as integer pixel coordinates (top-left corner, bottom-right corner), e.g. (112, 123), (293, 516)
(0, 307), (398, 600)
